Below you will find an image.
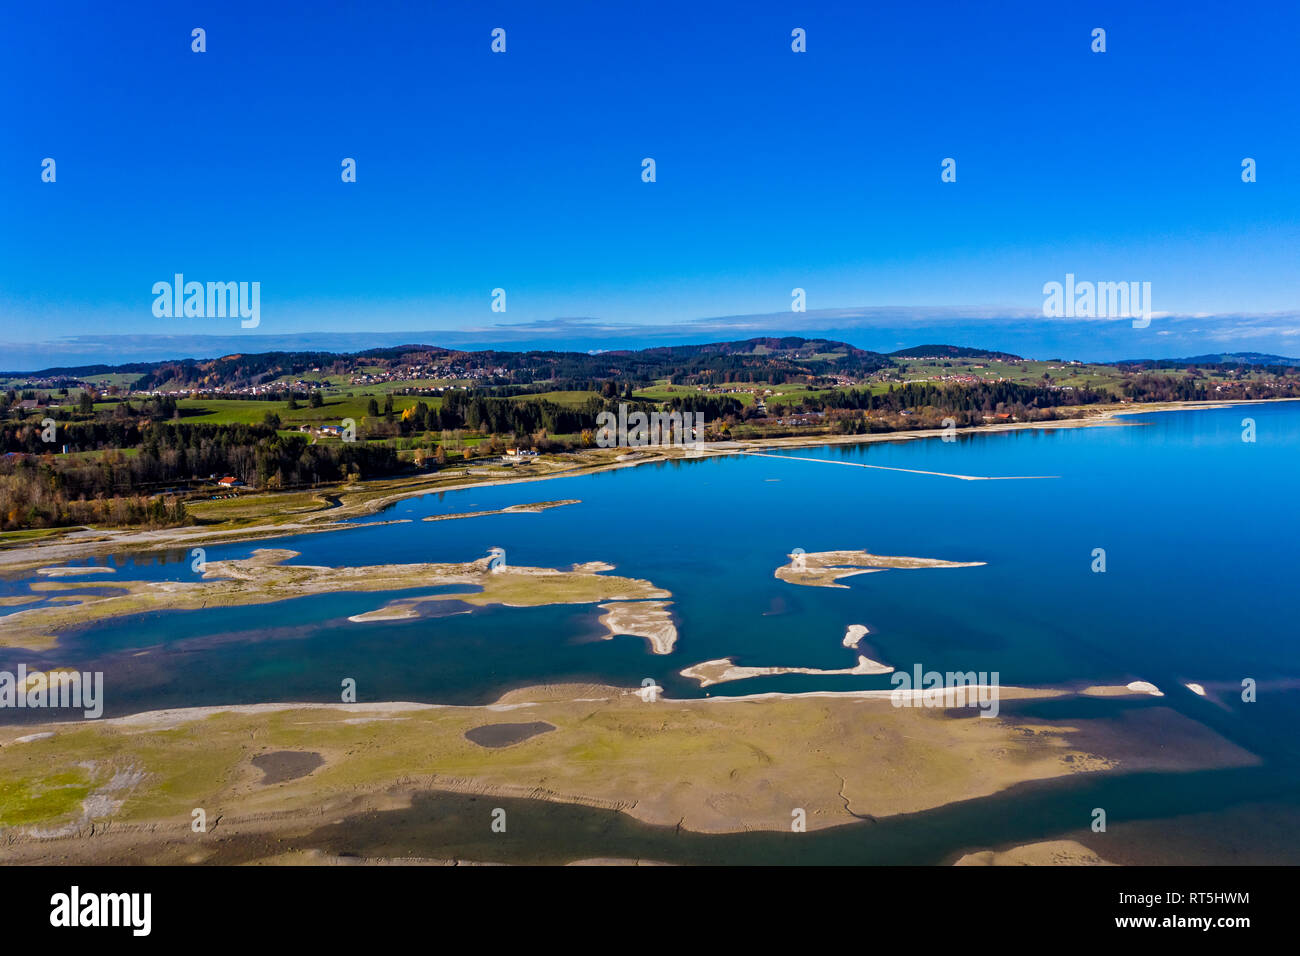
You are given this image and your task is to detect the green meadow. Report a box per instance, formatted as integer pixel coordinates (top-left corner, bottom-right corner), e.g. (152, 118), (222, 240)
(174, 394), (438, 426)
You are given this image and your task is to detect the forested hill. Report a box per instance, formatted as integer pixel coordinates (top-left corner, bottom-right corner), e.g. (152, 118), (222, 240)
(888, 345), (1023, 361)
(8, 338), (891, 390)
(11, 339), (1298, 392)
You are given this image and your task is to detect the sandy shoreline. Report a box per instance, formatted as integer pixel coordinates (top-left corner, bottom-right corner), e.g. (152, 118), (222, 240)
(0, 678), (1263, 865)
(0, 679), (1179, 732)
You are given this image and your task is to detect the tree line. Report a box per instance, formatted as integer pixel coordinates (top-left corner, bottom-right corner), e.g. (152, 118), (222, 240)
(0, 423), (403, 530)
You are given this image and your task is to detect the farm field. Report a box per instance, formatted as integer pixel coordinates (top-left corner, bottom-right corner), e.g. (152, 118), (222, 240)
(171, 394), (436, 426)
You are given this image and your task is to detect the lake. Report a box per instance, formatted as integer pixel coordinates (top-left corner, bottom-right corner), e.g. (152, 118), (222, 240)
(3, 402), (1298, 863)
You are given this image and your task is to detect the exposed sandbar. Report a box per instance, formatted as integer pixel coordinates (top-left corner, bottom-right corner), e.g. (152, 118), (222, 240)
(347, 604), (422, 623)
(596, 601), (678, 655)
(36, 566), (116, 577)
(421, 499), (579, 522)
(1081, 681), (1164, 698)
(681, 654), (894, 687)
(776, 549), (985, 588)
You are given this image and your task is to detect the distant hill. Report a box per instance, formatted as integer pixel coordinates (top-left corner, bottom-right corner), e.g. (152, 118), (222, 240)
(1115, 352), (1300, 368)
(4, 337), (891, 389)
(888, 345), (1023, 361)
(14, 340), (1294, 390)
(4, 361), (163, 379)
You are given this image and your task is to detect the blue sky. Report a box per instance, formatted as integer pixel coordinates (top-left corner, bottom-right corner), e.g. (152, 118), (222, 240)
(2, 0), (1297, 368)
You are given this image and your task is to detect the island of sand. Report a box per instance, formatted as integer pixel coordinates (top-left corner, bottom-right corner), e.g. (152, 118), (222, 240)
(596, 601), (677, 655)
(420, 499), (579, 522)
(681, 654), (893, 687)
(843, 624), (869, 648)
(681, 622), (893, 686)
(776, 549), (985, 588)
(36, 566), (117, 577)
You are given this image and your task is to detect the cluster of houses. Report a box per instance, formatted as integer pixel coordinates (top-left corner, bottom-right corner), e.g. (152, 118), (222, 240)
(390, 384), (466, 398)
(754, 408), (826, 427)
(129, 379), (329, 399)
(905, 372), (996, 385)
(348, 363), (508, 387)
(698, 385), (778, 399)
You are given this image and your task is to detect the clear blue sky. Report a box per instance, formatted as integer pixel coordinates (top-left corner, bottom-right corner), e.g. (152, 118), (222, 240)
(2, 0), (1297, 366)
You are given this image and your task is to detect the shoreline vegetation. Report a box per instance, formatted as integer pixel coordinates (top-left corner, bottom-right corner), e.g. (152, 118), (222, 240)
(0, 398), (1282, 573)
(0, 680), (1260, 864)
